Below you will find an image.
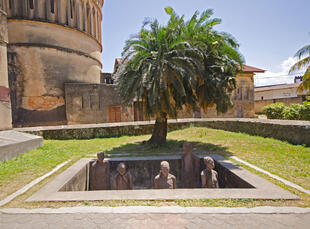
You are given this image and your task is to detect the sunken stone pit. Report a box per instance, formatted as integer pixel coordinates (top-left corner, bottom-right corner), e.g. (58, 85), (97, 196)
(60, 156), (254, 192)
(27, 154), (299, 202)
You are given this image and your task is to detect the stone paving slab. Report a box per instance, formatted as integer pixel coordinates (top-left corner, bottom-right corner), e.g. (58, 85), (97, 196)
(1, 212), (309, 229)
(1, 206), (310, 214)
(0, 130), (43, 161)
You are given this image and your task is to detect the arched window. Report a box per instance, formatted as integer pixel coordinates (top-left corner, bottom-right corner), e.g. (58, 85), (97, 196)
(70, 0), (73, 18)
(50, 0), (55, 13)
(92, 9), (96, 36)
(86, 3), (91, 33)
(29, 0), (34, 9)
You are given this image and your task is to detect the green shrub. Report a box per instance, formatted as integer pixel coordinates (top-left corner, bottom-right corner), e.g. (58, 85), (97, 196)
(263, 103), (286, 119)
(283, 104), (302, 120)
(300, 102), (310, 121)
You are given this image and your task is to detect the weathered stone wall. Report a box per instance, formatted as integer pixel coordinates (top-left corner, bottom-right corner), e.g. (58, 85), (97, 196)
(3, 0), (103, 43)
(0, 7), (12, 130)
(201, 74), (255, 118)
(177, 73), (255, 119)
(3, 0), (104, 127)
(17, 118), (310, 146)
(254, 97), (304, 114)
(65, 83), (134, 124)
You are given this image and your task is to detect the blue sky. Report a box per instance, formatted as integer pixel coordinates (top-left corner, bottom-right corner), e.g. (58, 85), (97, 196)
(101, 0), (309, 86)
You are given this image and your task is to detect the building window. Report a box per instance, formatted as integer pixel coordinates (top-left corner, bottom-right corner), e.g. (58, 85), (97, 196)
(50, 0), (55, 13)
(9, 0), (12, 9)
(261, 96), (264, 100)
(70, 0), (73, 18)
(29, 0), (34, 9)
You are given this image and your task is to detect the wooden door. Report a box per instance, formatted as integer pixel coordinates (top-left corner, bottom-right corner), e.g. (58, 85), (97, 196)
(109, 106), (121, 123)
(134, 102), (144, 121)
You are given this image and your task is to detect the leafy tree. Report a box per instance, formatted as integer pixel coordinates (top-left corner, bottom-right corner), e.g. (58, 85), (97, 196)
(289, 44), (310, 94)
(114, 7), (244, 144)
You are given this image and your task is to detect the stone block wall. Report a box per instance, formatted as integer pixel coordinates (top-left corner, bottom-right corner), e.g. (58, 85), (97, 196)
(254, 97), (304, 114)
(18, 118), (310, 146)
(65, 83), (134, 124)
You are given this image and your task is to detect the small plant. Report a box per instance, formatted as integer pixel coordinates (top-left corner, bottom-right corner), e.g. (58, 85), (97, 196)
(263, 103), (286, 119)
(300, 102), (310, 121)
(264, 102), (310, 120)
(283, 104), (302, 120)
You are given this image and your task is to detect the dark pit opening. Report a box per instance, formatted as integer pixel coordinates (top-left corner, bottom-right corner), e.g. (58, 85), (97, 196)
(60, 157), (255, 192)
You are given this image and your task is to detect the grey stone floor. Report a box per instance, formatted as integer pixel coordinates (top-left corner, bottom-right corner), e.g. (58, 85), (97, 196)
(1, 212), (310, 229)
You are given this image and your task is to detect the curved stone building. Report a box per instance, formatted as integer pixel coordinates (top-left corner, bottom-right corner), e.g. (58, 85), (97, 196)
(1, 0), (103, 127)
(0, 4), (12, 130)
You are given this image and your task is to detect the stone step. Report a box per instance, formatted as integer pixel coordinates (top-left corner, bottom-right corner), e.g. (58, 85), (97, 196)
(0, 130), (43, 162)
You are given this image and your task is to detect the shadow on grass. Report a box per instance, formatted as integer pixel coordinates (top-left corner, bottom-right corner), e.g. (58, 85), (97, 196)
(104, 139), (231, 157)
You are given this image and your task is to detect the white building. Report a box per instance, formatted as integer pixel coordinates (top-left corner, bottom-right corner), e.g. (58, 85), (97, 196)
(254, 81), (307, 113)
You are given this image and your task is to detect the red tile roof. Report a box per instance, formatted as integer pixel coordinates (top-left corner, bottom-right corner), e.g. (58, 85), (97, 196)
(114, 58), (123, 73)
(254, 83), (301, 92)
(239, 65), (265, 73)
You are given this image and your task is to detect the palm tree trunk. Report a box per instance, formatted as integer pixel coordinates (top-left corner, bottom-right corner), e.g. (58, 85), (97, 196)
(148, 113), (167, 145)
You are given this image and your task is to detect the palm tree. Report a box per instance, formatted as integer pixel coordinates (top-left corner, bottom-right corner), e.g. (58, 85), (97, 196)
(114, 7), (243, 145)
(289, 44), (310, 93)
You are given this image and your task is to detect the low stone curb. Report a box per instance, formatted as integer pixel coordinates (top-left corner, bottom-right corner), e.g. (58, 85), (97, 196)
(0, 160), (70, 207)
(1, 206), (310, 214)
(230, 156), (310, 195)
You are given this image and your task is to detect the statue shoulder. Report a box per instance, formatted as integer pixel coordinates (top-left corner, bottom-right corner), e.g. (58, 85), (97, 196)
(169, 174), (176, 180)
(154, 174), (160, 180)
(103, 160), (110, 165)
(92, 161), (98, 167)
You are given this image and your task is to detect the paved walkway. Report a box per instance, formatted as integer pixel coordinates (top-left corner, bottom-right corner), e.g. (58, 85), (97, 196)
(1, 207), (310, 229)
(1, 212), (310, 228)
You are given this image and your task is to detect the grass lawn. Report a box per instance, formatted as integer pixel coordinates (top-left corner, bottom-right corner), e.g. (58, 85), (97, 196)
(0, 127), (309, 208)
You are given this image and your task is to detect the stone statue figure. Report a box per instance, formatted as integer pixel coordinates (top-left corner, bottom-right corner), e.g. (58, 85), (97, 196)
(181, 142), (200, 188)
(154, 161), (176, 189)
(201, 156), (219, 188)
(113, 163), (133, 190)
(90, 151), (110, 190)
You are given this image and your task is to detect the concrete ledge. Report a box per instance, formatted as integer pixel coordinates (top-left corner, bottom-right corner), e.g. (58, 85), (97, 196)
(15, 118), (310, 146)
(0, 130), (43, 161)
(27, 155), (299, 202)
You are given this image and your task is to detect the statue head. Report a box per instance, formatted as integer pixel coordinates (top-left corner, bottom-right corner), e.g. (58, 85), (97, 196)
(117, 163), (127, 176)
(183, 142), (193, 155)
(160, 161), (170, 178)
(97, 151), (105, 162)
(203, 156), (215, 170)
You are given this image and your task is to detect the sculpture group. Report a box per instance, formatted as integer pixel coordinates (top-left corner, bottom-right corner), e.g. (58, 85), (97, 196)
(90, 142), (219, 190)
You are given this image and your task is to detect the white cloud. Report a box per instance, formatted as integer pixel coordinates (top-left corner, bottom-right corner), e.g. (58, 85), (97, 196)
(254, 57), (305, 87)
